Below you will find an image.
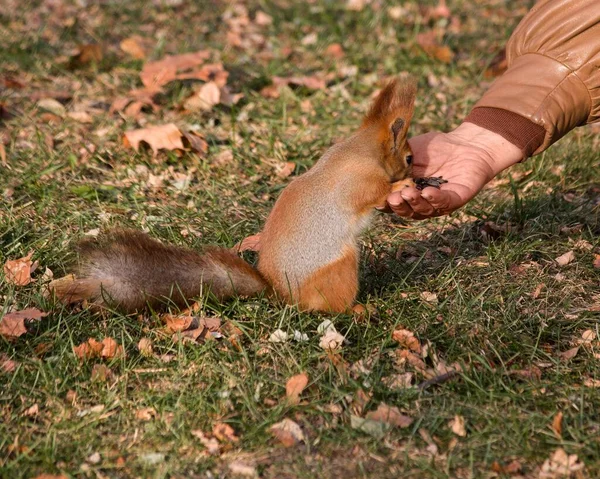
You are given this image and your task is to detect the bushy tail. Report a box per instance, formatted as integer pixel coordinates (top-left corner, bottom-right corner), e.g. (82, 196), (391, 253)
(48, 230), (268, 312)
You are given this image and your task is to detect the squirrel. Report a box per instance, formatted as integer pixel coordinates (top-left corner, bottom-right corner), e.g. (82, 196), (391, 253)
(50, 76), (417, 313)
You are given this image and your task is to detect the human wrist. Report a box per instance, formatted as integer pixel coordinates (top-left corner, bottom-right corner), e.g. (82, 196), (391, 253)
(450, 122), (524, 177)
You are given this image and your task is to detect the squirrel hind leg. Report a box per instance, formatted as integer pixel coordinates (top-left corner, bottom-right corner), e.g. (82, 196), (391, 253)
(297, 248), (358, 313)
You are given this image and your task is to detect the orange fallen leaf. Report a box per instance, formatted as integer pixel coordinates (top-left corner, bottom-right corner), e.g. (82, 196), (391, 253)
(392, 328), (421, 354)
(449, 415), (466, 437)
(4, 251), (34, 286)
(137, 338), (153, 356)
(184, 81), (221, 111)
(552, 411), (563, 438)
(212, 422), (239, 443)
(135, 407), (157, 421)
(270, 418), (305, 447)
(0, 142), (6, 166)
(593, 254), (600, 269)
(181, 130), (208, 156)
(416, 31), (454, 63)
(163, 314), (194, 332)
(558, 346), (579, 360)
(234, 233), (262, 252)
(123, 123), (184, 155)
(24, 403), (39, 417)
(286, 373), (309, 405)
(0, 353), (18, 373)
(101, 337), (124, 359)
(0, 308), (48, 339)
(365, 403), (413, 428)
(140, 50), (211, 88)
(275, 161), (296, 179)
(325, 43), (344, 59)
(120, 36), (148, 59)
(30, 475), (68, 479)
(71, 44), (103, 66)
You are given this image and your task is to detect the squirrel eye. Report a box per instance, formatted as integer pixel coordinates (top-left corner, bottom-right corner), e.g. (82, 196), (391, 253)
(406, 155), (413, 165)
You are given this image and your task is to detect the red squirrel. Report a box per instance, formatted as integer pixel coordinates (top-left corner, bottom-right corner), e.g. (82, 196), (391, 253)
(50, 77), (417, 313)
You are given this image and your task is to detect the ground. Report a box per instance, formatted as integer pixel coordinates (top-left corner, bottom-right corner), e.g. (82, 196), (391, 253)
(1, 0), (600, 478)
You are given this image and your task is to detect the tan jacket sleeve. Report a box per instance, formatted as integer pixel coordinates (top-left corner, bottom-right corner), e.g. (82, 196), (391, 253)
(465, 0), (600, 157)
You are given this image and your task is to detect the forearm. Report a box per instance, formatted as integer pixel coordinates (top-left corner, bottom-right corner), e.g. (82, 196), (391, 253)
(467, 0), (600, 157)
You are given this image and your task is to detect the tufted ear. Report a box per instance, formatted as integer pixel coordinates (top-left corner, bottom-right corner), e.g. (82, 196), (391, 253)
(362, 76), (417, 153)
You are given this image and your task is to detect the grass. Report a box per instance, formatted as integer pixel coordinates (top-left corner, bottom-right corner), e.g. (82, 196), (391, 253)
(1, 0), (600, 477)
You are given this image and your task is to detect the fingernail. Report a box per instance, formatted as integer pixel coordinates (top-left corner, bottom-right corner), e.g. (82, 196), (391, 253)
(388, 193), (402, 206)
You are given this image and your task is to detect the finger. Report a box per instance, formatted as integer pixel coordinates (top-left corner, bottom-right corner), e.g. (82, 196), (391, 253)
(386, 191), (415, 217)
(419, 186), (464, 214)
(398, 187), (438, 217)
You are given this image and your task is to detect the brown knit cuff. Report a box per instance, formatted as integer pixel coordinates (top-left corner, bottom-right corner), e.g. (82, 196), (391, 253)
(465, 107), (546, 158)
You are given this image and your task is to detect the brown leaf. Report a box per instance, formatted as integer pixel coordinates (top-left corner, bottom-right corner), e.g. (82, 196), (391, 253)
(0, 143), (6, 167)
(181, 130), (208, 156)
(140, 50), (211, 88)
(120, 36), (148, 59)
(0, 308), (48, 339)
(91, 364), (112, 382)
(552, 411), (563, 438)
(540, 448), (584, 477)
(365, 403), (413, 428)
(212, 422), (240, 443)
(508, 366), (542, 381)
(191, 429), (220, 455)
(30, 475), (68, 479)
(555, 250), (575, 266)
(73, 338), (105, 360)
(101, 337), (124, 359)
(275, 161), (296, 179)
(392, 328), (421, 353)
(24, 403), (39, 417)
(183, 81), (221, 111)
(71, 44), (103, 66)
(593, 254), (600, 269)
(138, 338), (153, 356)
(558, 346), (580, 361)
(123, 123), (185, 155)
(4, 251), (34, 285)
(0, 353), (18, 373)
(286, 373), (309, 405)
(163, 314), (194, 332)
(325, 43), (345, 59)
(135, 407), (157, 421)
(67, 111), (93, 123)
(449, 415), (466, 437)
(235, 233), (262, 252)
(416, 31), (454, 63)
(270, 418), (305, 447)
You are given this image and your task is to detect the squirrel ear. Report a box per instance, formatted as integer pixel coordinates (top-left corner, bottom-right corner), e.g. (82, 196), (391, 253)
(363, 76), (417, 150)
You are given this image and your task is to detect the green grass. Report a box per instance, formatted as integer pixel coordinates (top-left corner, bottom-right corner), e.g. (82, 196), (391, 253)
(1, 0), (600, 477)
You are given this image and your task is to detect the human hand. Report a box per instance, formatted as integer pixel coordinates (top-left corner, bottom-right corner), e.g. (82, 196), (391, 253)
(387, 123), (524, 219)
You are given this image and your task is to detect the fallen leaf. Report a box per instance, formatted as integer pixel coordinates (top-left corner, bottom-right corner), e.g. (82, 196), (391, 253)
(71, 44), (103, 66)
(420, 291), (438, 304)
(184, 81), (221, 111)
(558, 346), (579, 361)
(191, 429), (220, 455)
(135, 407), (157, 421)
(286, 373), (309, 405)
(140, 50), (211, 88)
(180, 130), (208, 156)
(325, 43), (344, 59)
(270, 418), (305, 447)
(350, 415), (388, 438)
(392, 328), (421, 353)
(228, 461), (257, 477)
(0, 308), (48, 339)
(346, 0), (365, 11)
(4, 251), (34, 285)
(593, 254), (600, 269)
(449, 415), (466, 437)
(30, 475), (68, 479)
(382, 372), (414, 390)
(138, 338), (153, 356)
(74, 338), (103, 360)
(123, 123), (185, 156)
(275, 161), (296, 179)
(212, 422), (239, 443)
(555, 250), (575, 266)
(539, 448), (584, 478)
(0, 353), (18, 373)
(235, 233), (262, 252)
(583, 378), (600, 387)
(101, 337), (124, 359)
(552, 411), (563, 438)
(67, 111), (93, 123)
(580, 329), (596, 343)
(87, 452), (101, 464)
(24, 403), (39, 417)
(416, 31), (454, 63)
(319, 330), (345, 351)
(365, 403), (413, 428)
(255, 11), (273, 26)
(91, 364), (112, 382)
(120, 36), (148, 59)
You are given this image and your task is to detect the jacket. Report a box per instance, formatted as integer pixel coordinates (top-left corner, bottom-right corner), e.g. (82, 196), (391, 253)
(465, 0), (600, 157)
